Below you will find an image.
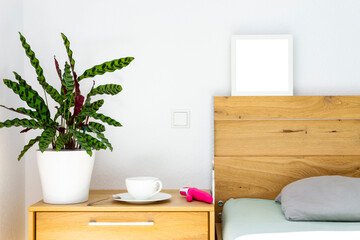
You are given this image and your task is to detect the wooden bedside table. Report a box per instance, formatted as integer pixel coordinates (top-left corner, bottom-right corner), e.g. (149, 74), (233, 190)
(28, 190), (215, 240)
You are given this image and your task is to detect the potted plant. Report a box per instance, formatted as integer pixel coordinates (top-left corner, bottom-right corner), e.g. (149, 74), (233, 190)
(0, 33), (134, 204)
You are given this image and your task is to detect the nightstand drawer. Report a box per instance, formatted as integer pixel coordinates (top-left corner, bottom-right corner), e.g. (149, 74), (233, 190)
(36, 211), (209, 240)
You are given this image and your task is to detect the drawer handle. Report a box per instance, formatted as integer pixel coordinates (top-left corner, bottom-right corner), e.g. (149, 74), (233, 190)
(88, 220), (154, 226)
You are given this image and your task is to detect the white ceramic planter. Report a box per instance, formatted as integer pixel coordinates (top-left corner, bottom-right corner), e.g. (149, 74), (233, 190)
(37, 149), (95, 204)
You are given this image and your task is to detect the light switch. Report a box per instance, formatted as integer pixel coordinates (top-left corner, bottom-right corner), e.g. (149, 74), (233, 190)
(172, 110), (190, 128)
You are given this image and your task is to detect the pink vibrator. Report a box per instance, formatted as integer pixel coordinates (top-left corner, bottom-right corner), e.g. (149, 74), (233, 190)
(179, 187), (213, 203)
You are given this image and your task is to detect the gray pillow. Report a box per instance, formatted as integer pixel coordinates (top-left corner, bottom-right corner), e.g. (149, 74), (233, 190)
(275, 175), (360, 221)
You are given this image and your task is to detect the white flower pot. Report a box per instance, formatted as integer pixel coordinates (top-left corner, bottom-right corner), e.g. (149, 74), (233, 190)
(37, 149), (95, 204)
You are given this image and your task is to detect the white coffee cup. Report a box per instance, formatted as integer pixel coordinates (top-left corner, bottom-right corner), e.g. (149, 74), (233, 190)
(125, 177), (163, 200)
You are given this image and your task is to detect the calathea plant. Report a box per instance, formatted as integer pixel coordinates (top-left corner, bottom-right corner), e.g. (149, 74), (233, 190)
(0, 33), (134, 160)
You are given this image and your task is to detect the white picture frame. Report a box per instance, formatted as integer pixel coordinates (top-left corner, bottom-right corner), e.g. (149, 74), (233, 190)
(231, 35), (293, 96)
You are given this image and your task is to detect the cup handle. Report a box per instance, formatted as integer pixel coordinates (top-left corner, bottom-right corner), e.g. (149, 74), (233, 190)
(150, 180), (162, 197)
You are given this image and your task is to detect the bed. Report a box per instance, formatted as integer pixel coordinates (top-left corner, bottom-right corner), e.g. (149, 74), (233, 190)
(213, 96), (360, 240)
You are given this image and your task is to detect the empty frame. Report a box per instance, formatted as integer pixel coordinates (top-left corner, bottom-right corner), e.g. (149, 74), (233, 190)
(231, 35), (293, 96)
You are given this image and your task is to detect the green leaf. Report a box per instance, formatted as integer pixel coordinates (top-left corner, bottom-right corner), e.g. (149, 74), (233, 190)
(88, 122), (106, 132)
(70, 130), (92, 155)
(96, 132), (113, 151)
(0, 105), (46, 123)
(70, 130), (104, 155)
(80, 122), (106, 133)
(90, 112), (122, 127)
(87, 136), (107, 150)
(54, 95), (74, 121)
(12, 72), (55, 112)
(79, 122), (105, 133)
(61, 33), (76, 70)
(71, 129), (106, 152)
(18, 33), (46, 86)
(55, 133), (68, 151)
(18, 136), (41, 161)
(88, 99), (104, 112)
(0, 118), (42, 129)
(7, 73), (51, 123)
(79, 100), (104, 116)
(87, 84), (122, 98)
(15, 108), (43, 122)
(39, 128), (56, 152)
(76, 116), (87, 128)
(78, 57), (134, 81)
(62, 62), (74, 97)
(3, 79), (50, 119)
(88, 125), (113, 151)
(44, 82), (62, 103)
(13, 71), (27, 85)
(19, 32), (62, 103)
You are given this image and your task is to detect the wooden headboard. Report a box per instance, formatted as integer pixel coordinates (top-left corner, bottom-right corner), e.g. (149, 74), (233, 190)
(214, 96), (360, 223)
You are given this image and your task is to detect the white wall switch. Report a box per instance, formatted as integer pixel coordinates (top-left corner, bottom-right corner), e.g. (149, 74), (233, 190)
(172, 110), (190, 128)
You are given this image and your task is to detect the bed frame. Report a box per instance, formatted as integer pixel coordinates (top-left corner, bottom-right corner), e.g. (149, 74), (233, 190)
(214, 96), (360, 238)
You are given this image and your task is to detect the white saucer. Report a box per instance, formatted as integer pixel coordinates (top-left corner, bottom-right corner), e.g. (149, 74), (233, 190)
(112, 192), (172, 204)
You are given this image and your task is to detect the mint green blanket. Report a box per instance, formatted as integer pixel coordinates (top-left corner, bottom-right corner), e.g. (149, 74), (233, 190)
(222, 198), (360, 240)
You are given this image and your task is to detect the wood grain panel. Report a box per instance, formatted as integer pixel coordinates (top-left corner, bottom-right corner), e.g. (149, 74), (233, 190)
(28, 211), (35, 240)
(214, 156), (360, 222)
(216, 223), (222, 240)
(209, 212), (215, 240)
(214, 96), (360, 224)
(215, 119), (360, 156)
(29, 190), (213, 212)
(214, 96), (360, 120)
(37, 211), (208, 240)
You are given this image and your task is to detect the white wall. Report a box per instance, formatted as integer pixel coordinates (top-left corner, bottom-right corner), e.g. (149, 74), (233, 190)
(0, 0), (354, 238)
(0, 0), (24, 239)
(23, 0), (360, 201)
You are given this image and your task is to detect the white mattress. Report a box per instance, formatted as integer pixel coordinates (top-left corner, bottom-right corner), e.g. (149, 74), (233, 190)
(233, 231), (360, 240)
(222, 198), (360, 240)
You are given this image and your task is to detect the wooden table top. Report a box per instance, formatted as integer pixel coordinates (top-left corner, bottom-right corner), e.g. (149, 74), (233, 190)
(29, 189), (214, 212)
